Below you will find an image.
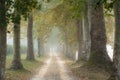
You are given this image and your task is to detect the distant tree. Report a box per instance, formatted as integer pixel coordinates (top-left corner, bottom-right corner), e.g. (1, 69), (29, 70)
(33, 12), (52, 57)
(67, 0), (87, 60)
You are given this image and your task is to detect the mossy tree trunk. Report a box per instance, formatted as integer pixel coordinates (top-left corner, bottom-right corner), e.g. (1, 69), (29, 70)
(88, 0), (112, 69)
(11, 14), (23, 69)
(26, 13), (35, 60)
(0, 0), (6, 79)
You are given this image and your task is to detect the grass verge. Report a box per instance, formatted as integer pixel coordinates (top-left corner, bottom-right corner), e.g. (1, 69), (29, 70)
(65, 59), (110, 80)
(5, 54), (46, 80)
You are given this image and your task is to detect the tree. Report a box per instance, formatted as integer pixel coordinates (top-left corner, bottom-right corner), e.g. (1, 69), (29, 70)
(88, 0), (112, 69)
(50, 3), (78, 58)
(26, 0), (41, 60)
(11, 0), (38, 69)
(108, 1), (120, 80)
(33, 11), (53, 57)
(76, 19), (84, 60)
(11, 13), (23, 69)
(26, 12), (35, 60)
(62, 0), (90, 60)
(0, 0), (6, 79)
(83, 1), (90, 60)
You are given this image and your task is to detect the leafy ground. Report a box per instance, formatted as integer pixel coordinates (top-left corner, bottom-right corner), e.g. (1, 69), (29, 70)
(5, 54), (46, 80)
(65, 59), (110, 80)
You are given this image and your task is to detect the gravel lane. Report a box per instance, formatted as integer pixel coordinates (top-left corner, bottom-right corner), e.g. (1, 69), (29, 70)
(31, 54), (79, 80)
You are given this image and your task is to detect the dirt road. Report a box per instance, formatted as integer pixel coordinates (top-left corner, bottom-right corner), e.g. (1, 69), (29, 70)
(30, 54), (79, 80)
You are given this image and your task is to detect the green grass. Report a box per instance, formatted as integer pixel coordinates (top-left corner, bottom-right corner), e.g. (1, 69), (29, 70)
(5, 54), (46, 80)
(65, 59), (110, 80)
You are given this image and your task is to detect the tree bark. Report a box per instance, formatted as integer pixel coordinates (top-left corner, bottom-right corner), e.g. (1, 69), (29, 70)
(88, 0), (112, 69)
(26, 13), (35, 60)
(108, 1), (120, 80)
(0, 0), (7, 80)
(11, 18), (23, 70)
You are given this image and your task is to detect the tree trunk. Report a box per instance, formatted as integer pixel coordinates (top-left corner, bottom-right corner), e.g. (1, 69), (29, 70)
(88, 0), (112, 69)
(108, 1), (120, 80)
(65, 40), (68, 56)
(76, 19), (84, 61)
(11, 19), (23, 70)
(40, 40), (44, 56)
(62, 43), (66, 54)
(0, 27), (6, 80)
(37, 37), (41, 57)
(26, 13), (35, 60)
(64, 28), (69, 56)
(83, 1), (90, 61)
(0, 1), (7, 80)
